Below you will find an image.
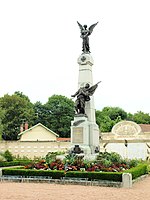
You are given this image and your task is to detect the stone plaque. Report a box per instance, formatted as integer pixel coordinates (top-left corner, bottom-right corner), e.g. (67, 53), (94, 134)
(72, 127), (83, 143)
(112, 121), (142, 136)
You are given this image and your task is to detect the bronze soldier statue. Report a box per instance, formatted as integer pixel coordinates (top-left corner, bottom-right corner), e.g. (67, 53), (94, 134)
(71, 81), (101, 114)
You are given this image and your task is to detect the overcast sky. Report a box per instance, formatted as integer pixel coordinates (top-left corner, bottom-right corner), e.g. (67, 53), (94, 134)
(0, 0), (150, 114)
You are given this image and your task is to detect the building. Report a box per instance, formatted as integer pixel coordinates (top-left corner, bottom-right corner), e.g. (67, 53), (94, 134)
(100, 120), (150, 160)
(18, 123), (59, 141)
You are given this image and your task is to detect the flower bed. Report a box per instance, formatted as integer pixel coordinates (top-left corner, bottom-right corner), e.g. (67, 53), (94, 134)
(2, 163), (148, 182)
(24, 152), (139, 173)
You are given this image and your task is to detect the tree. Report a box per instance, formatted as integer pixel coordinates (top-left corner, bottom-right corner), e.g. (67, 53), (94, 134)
(126, 112), (134, 121)
(44, 95), (74, 137)
(0, 106), (5, 140)
(96, 111), (114, 132)
(96, 107), (127, 132)
(132, 111), (150, 124)
(0, 92), (35, 140)
(102, 107), (127, 120)
(14, 91), (31, 102)
(33, 101), (48, 125)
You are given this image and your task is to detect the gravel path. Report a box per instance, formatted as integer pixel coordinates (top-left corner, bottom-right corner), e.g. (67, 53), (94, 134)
(1, 176), (150, 200)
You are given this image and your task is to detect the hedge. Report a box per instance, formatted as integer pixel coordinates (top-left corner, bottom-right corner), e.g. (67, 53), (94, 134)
(2, 168), (65, 179)
(2, 164), (148, 182)
(65, 171), (122, 182)
(0, 160), (31, 167)
(124, 164), (148, 180)
(2, 168), (122, 181)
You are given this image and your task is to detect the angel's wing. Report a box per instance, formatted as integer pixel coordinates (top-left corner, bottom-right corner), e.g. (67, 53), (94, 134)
(88, 22), (98, 35)
(77, 21), (83, 31)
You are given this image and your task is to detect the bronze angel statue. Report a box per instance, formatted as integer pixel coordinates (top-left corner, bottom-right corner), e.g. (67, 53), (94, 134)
(71, 81), (101, 114)
(77, 21), (98, 53)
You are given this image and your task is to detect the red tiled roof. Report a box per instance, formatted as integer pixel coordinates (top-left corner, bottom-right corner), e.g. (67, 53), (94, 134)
(139, 124), (150, 132)
(57, 138), (71, 142)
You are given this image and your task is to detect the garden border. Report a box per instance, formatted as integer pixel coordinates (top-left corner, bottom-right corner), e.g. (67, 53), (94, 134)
(0, 163), (148, 188)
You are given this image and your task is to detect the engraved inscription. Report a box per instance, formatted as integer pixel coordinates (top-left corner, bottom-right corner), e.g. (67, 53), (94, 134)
(112, 121), (142, 136)
(72, 127), (83, 143)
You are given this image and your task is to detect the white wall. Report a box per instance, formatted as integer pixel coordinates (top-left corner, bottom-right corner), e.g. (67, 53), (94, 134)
(106, 143), (147, 160)
(0, 141), (70, 159)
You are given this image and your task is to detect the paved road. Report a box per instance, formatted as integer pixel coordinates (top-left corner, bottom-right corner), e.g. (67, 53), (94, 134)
(0, 175), (150, 200)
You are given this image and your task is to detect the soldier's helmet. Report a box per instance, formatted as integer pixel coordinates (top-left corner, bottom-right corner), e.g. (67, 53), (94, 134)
(85, 83), (90, 88)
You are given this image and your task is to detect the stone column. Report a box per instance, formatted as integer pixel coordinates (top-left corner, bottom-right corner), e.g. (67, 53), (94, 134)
(70, 53), (100, 155)
(77, 53), (96, 123)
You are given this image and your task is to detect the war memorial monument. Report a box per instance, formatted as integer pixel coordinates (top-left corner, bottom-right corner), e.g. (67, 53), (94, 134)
(70, 21), (100, 157)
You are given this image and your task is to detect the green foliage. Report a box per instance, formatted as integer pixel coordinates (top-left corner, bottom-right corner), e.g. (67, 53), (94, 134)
(2, 167), (121, 181)
(0, 150), (32, 166)
(24, 151), (140, 173)
(65, 171), (122, 182)
(126, 112), (133, 121)
(124, 164), (148, 179)
(0, 155), (6, 162)
(0, 106), (5, 140)
(0, 92), (74, 140)
(3, 150), (13, 162)
(96, 107), (150, 132)
(128, 159), (139, 168)
(2, 168), (65, 179)
(101, 159), (112, 168)
(132, 111), (150, 124)
(63, 154), (77, 165)
(1, 89), (150, 141)
(97, 152), (122, 164)
(33, 101), (47, 125)
(96, 107), (127, 132)
(14, 91), (31, 102)
(0, 89), (150, 139)
(0, 93), (35, 140)
(45, 152), (65, 163)
(102, 107), (127, 120)
(2, 163), (147, 182)
(44, 95), (74, 137)
(0, 160), (31, 167)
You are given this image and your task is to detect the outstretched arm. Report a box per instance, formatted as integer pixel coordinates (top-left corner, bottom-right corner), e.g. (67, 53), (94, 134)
(71, 89), (79, 97)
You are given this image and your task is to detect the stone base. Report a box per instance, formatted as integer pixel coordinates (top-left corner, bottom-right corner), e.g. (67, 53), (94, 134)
(71, 116), (100, 154)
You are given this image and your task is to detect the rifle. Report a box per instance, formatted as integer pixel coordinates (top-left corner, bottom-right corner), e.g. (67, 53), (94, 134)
(96, 81), (102, 85)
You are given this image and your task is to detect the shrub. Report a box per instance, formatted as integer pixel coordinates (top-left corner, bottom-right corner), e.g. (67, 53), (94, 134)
(124, 164), (148, 180)
(0, 154), (6, 162)
(65, 171), (122, 182)
(45, 152), (65, 164)
(2, 168), (65, 179)
(97, 152), (122, 165)
(3, 150), (13, 162)
(0, 160), (32, 167)
(2, 164), (148, 182)
(128, 159), (139, 168)
(102, 159), (112, 168)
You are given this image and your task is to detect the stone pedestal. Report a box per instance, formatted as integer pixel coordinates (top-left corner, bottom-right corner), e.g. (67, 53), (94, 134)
(71, 116), (99, 154)
(70, 53), (100, 155)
